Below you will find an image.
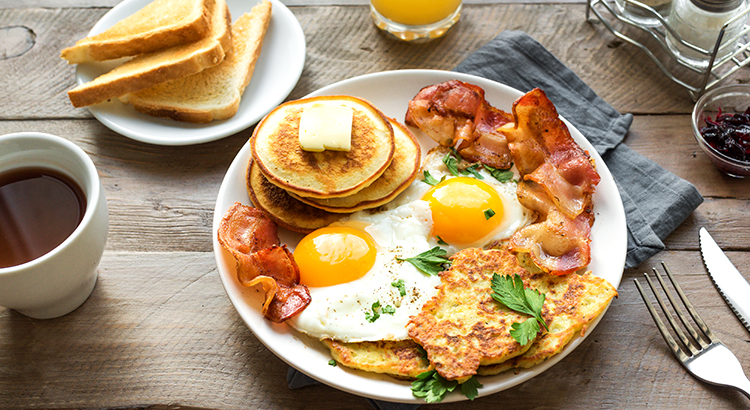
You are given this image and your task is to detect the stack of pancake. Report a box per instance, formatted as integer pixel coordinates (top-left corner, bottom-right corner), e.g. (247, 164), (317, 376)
(248, 95), (421, 233)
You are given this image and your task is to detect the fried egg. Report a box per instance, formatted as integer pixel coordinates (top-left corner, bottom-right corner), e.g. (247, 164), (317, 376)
(287, 149), (535, 343)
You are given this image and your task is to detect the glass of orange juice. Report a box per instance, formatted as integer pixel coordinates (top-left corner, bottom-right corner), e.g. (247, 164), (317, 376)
(370, 0), (462, 41)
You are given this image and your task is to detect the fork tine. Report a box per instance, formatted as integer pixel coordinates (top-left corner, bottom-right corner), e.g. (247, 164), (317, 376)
(651, 266), (709, 350)
(634, 278), (689, 362)
(641, 271), (701, 356)
(659, 262), (718, 344)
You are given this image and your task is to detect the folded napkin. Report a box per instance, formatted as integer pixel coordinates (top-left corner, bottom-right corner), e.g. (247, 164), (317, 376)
(288, 30), (704, 409)
(455, 30), (703, 269)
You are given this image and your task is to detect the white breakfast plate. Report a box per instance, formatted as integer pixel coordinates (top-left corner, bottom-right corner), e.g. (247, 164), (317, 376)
(212, 69), (627, 403)
(74, 0), (305, 146)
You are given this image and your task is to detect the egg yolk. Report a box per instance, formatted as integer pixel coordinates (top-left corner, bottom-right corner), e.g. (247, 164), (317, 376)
(293, 226), (377, 287)
(422, 177), (504, 246)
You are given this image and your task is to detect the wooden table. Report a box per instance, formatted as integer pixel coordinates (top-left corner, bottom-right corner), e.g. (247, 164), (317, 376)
(2, 0), (749, 408)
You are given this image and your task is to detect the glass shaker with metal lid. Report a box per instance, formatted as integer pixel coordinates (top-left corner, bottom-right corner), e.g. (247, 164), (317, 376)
(666, 0), (748, 68)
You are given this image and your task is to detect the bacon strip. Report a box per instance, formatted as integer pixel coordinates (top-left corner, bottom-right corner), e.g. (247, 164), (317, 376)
(512, 180), (593, 275)
(405, 80), (514, 169)
(502, 89), (600, 275)
(218, 202), (311, 322)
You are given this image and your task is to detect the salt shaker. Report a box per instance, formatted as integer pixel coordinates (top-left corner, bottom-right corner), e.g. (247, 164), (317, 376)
(666, 0), (748, 68)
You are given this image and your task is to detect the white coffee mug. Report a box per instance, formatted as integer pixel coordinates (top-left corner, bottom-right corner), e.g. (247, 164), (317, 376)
(0, 132), (108, 319)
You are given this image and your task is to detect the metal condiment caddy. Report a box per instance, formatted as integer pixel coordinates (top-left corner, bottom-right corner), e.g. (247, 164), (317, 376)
(587, 0), (750, 100)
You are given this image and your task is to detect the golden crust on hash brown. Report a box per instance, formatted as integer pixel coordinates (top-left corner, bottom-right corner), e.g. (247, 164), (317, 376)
(407, 247), (535, 382)
(478, 256), (618, 375)
(322, 339), (432, 380)
(407, 247), (618, 382)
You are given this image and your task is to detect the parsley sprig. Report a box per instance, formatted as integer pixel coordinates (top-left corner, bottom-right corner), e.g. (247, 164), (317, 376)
(483, 163), (515, 183)
(441, 148), (516, 184)
(421, 170), (445, 186)
(391, 279), (406, 296)
(490, 273), (549, 345)
(397, 246), (451, 276)
(411, 370), (482, 403)
(364, 300), (396, 323)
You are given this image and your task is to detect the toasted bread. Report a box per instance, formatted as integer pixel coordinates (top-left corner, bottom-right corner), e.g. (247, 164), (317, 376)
(252, 96), (395, 199)
(289, 118), (421, 213)
(120, 1), (272, 123)
(61, 0), (214, 64)
(67, 0), (232, 108)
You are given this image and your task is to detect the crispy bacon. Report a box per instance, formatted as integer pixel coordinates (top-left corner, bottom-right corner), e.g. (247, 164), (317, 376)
(406, 82), (600, 275)
(218, 202), (311, 322)
(502, 88), (600, 275)
(512, 180), (594, 275)
(405, 80), (513, 168)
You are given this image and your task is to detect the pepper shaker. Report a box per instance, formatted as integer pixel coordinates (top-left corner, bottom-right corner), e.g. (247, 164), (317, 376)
(666, 0), (748, 68)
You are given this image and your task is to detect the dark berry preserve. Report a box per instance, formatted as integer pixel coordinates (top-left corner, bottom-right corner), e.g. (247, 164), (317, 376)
(700, 108), (750, 162)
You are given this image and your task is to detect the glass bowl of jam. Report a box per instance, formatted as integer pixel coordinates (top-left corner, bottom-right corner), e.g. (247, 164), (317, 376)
(692, 84), (750, 178)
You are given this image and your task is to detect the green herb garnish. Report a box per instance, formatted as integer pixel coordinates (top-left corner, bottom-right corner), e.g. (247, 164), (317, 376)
(397, 246), (451, 276)
(422, 170), (444, 186)
(463, 163), (484, 179)
(483, 163), (515, 183)
(484, 208), (496, 220)
(411, 370), (482, 403)
(460, 375), (483, 401)
(436, 236), (448, 246)
(442, 152), (460, 176)
(364, 300), (396, 322)
(328, 359), (337, 367)
(365, 301), (381, 322)
(391, 279), (406, 296)
(490, 273), (549, 345)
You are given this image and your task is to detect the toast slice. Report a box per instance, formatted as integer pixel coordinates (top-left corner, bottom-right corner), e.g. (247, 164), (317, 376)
(67, 0), (232, 108)
(120, 1), (272, 123)
(61, 0), (214, 64)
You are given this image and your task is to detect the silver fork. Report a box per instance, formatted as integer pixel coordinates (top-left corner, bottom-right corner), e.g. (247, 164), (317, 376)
(634, 262), (750, 399)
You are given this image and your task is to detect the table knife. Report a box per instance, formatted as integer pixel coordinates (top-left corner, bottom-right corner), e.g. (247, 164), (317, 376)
(699, 227), (750, 333)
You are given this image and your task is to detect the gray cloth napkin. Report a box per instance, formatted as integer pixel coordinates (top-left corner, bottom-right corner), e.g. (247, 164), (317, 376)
(288, 30), (704, 409)
(455, 30), (703, 268)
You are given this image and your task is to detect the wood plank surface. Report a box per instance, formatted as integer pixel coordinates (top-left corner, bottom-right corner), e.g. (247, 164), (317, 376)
(1, 252), (749, 409)
(3, 3), (749, 118)
(1, 1), (750, 409)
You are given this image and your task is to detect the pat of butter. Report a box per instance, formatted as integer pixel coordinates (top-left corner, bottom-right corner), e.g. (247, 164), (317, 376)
(299, 103), (353, 152)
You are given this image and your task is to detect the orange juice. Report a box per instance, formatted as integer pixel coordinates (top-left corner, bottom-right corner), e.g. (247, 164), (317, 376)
(371, 0), (462, 26)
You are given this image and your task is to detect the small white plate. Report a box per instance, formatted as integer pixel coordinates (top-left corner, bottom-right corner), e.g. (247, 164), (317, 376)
(213, 69), (627, 403)
(74, 0), (305, 146)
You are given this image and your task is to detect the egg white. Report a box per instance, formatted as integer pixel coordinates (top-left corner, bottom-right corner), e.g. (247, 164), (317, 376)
(287, 150), (535, 343)
(287, 200), (442, 343)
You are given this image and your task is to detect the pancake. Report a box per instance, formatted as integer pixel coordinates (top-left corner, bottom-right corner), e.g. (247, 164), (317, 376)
(322, 339), (432, 380)
(251, 95), (395, 199)
(246, 158), (348, 234)
(289, 118), (421, 213)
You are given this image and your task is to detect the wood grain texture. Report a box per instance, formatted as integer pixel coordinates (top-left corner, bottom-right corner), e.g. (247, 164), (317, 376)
(3, 4), (750, 119)
(1, 252), (748, 409)
(2, 2), (750, 409)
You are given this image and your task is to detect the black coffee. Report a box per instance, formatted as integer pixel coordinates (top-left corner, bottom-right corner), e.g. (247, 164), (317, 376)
(0, 167), (86, 268)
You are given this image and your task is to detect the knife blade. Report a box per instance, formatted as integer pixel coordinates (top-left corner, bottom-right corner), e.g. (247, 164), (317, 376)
(699, 227), (750, 333)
